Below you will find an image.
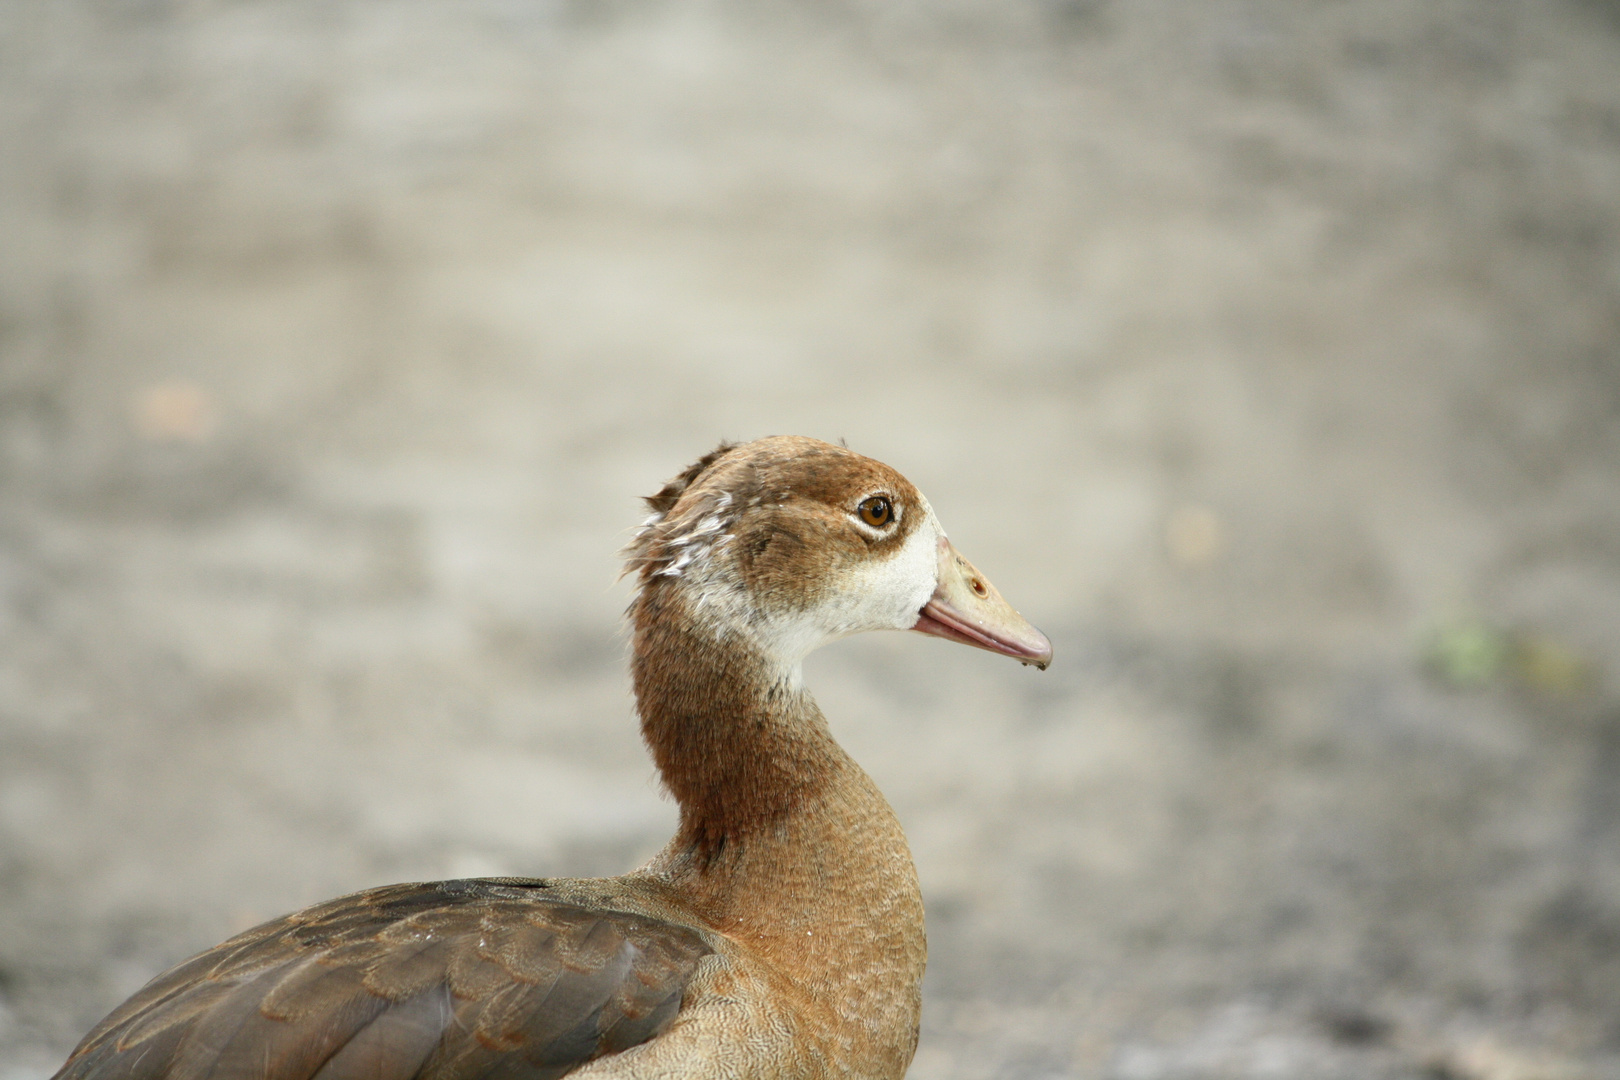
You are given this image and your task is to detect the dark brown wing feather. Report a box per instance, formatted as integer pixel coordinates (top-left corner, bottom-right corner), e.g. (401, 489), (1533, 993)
(55, 879), (712, 1080)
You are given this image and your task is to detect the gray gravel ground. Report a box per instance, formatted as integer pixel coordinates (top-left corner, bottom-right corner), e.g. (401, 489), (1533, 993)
(3, 2), (1620, 1078)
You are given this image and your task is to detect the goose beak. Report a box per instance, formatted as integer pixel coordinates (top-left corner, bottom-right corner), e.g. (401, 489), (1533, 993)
(912, 537), (1052, 669)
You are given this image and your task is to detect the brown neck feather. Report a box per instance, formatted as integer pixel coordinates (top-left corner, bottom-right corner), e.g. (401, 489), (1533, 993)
(631, 581), (838, 859)
(630, 576), (926, 1076)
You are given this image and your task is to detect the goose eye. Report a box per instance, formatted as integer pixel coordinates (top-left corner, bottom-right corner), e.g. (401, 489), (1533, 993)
(857, 496), (893, 528)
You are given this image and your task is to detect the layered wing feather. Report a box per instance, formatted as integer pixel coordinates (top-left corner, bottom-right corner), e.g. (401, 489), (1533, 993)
(55, 879), (712, 1080)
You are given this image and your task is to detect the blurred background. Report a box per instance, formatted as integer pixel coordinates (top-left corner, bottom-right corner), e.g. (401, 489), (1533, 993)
(2, 2), (1619, 1077)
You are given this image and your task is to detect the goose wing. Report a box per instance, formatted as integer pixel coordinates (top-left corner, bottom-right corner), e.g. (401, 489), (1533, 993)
(56, 879), (712, 1080)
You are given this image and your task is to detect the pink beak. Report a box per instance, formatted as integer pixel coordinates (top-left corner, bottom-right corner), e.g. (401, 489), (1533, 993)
(912, 537), (1052, 669)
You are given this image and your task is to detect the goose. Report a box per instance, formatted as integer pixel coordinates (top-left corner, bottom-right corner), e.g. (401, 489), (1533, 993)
(55, 435), (1052, 1080)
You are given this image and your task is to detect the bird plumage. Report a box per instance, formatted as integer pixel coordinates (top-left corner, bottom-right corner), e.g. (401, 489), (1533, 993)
(55, 436), (1050, 1080)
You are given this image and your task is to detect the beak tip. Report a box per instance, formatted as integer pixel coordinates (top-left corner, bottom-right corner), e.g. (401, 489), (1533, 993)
(1018, 625), (1053, 671)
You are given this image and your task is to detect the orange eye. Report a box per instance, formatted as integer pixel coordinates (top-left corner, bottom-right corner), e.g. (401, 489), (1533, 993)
(857, 496), (893, 528)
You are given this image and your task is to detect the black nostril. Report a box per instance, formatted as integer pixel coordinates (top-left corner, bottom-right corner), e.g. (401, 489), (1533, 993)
(971, 578), (987, 597)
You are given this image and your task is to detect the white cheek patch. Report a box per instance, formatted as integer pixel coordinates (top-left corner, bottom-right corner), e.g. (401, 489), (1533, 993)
(772, 508), (941, 653)
(752, 514), (941, 673)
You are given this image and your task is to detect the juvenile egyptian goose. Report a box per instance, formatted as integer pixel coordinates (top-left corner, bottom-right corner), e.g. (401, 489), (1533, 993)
(56, 436), (1051, 1080)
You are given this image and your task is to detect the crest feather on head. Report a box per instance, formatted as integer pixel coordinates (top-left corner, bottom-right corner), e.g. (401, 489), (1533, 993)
(622, 442), (745, 580)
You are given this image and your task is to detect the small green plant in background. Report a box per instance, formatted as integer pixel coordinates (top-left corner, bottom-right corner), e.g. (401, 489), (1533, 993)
(1425, 615), (1597, 698)
(1427, 616), (1506, 689)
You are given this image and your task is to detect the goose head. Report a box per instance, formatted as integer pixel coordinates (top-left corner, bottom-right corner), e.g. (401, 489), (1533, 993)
(626, 436), (1051, 674)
